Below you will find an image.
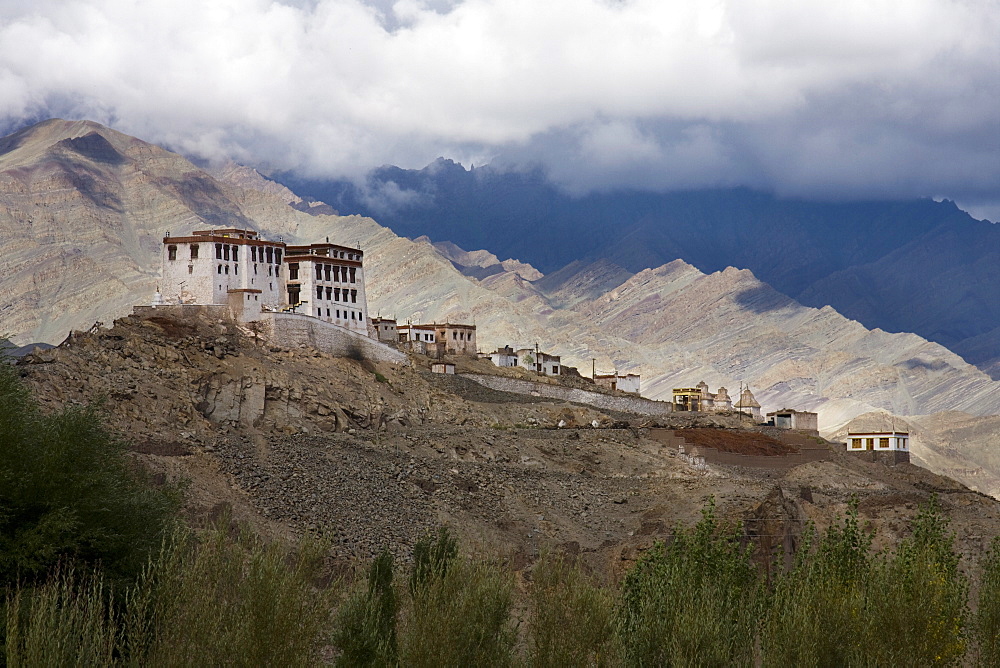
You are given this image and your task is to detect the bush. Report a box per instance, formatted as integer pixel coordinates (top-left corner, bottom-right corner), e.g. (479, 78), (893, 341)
(975, 538), (1000, 665)
(618, 499), (762, 667)
(142, 526), (335, 666)
(4, 567), (122, 666)
(0, 363), (178, 588)
(762, 502), (872, 666)
(400, 529), (515, 667)
(762, 497), (968, 666)
(527, 551), (617, 667)
(332, 549), (398, 667)
(859, 497), (967, 665)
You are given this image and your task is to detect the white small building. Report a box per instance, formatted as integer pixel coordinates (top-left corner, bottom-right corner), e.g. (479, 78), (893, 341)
(594, 373), (641, 394)
(431, 362), (456, 374)
(398, 324), (436, 344)
(489, 345), (519, 367)
(847, 430), (909, 453)
(516, 348), (561, 376)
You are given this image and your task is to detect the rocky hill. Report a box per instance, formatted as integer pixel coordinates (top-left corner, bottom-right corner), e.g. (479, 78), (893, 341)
(2, 118), (1000, 498)
(17, 310), (1000, 575)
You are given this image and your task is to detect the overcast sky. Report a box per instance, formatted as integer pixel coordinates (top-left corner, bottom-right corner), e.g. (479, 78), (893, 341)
(0, 0), (997, 218)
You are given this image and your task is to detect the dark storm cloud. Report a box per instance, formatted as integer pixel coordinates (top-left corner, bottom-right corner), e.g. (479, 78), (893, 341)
(0, 0), (996, 217)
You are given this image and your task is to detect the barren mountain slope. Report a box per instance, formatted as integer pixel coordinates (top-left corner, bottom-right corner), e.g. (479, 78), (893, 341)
(568, 262), (1000, 426)
(0, 119), (261, 344)
(17, 310), (1000, 576)
(3, 119), (999, 499)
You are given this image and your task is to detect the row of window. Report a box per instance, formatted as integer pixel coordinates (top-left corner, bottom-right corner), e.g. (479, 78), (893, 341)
(315, 287), (358, 303)
(214, 263), (281, 277)
(316, 308), (363, 321)
(849, 437), (908, 450)
(307, 263), (357, 284)
(165, 244), (283, 264)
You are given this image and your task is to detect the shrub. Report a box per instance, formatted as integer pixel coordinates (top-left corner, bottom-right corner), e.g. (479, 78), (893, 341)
(401, 556), (515, 668)
(0, 363), (178, 589)
(975, 538), (1000, 665)
(762, 502), (871, 666)
(858, 496), (967, 666)
(527, 551), (617, 667)
(618, 499), (762, 667)
(140, 526), (334, 666)
(4, 567), (122, 666)
(332, 549), (398, 667)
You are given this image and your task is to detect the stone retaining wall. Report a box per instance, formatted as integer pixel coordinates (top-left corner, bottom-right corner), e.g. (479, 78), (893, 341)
(260, 312), (409, 365)
(461, 373), (673, 416)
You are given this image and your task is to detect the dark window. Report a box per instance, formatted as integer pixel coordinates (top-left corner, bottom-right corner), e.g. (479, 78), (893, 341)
(216, 243), (223, 259)
(351, 289), (357, 303)
(351, 311), (356, 320)
(190, 244), (199, 259)
(289, 263), (299, 280)
(326, 287), (332, 300)
(317, 286), (323, 300)
(167, 245), (177, 261)
(315, 265), (322, 280)
(266, 247), (274, 263)
(218, 265), (222, 274)
(326, 308), (330, 317)
(349, 267), (357, 283)
(223, 245), (230, 261)
(275, 249), (282, 264)
(234, 264), (238, 275)
(251, 246), (257, 262)
(324, 264), (332, 282)
(188, 265), (193, 274)
(334, 288), (340, 301)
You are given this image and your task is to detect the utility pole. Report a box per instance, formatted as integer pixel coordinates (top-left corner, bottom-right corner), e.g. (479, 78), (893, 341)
(535, 342), (540, 375)
(592, 358), (596, 379)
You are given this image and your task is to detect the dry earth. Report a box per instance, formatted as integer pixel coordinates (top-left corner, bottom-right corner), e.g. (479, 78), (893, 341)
(16, 311), (1000, 578)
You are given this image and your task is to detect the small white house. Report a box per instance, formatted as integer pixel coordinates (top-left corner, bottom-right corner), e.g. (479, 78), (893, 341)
(516, 348), (561, 376)
(489, 345), (519, 367)
(847, 431), (909, 453)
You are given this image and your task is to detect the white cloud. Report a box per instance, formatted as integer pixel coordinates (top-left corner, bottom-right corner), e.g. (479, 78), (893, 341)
(0, 0), (995, 202)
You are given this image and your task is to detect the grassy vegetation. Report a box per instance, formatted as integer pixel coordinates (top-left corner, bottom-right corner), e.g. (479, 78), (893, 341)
(6, 358), (1000, 664)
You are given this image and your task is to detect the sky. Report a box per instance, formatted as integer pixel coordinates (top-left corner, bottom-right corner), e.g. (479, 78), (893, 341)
(0, 0), (998, 219)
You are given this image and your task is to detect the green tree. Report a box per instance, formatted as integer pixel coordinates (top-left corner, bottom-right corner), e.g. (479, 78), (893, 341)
(618, 498), (762, 667)
(762, 501), (872, 666)
(332, 548), (398, 667)
(0, 361), (178, 588)
(527, 551), (617, 667)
